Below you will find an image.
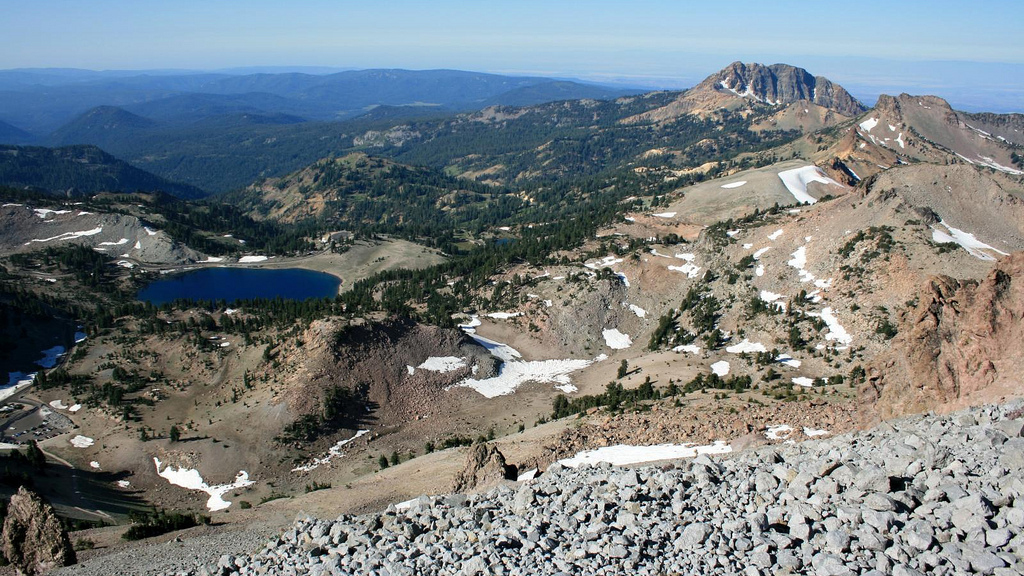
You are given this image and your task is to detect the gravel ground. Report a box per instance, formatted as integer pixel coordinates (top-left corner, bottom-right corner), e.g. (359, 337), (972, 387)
(53, 522), (278, 576)
(59, 401), (1024, 575)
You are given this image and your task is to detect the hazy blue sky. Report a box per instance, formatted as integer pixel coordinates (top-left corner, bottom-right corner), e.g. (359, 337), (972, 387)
(4, 0), (1021, 72)
(3, 0), (1023, 109)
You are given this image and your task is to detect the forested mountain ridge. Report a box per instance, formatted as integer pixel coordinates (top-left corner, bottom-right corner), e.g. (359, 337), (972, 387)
(231, 152), (523, 241)
(0, 144), (205, 198)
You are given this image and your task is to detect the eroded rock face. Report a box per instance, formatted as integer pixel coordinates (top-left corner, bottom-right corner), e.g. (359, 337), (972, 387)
(1, 486), (76, 575)
(864, 252), (1024, 419)
(451, 443), (517, 493)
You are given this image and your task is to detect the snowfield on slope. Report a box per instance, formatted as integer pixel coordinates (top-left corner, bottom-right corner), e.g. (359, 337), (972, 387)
(777, 166), (843, 205)
(559, 440), (732, 467)
(154, 458), (254, 511)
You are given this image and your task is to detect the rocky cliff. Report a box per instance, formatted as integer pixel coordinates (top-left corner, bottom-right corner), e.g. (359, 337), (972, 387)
(864, 252), (1024, 419)
(700, 62), (866, 116)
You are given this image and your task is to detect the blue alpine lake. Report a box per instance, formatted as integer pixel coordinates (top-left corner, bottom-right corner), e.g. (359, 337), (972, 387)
(138, 267), (341, 305)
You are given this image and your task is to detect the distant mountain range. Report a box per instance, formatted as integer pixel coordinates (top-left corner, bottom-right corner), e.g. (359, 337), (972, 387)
(0, 68), (639, 137)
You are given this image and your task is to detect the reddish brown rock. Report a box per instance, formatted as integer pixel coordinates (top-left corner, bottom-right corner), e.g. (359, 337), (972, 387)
(863, 252), (1024, 420)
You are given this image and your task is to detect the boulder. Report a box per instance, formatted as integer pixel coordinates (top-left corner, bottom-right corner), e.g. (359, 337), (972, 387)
(451, 443), (517, 493)
(1, 486), (76, 575)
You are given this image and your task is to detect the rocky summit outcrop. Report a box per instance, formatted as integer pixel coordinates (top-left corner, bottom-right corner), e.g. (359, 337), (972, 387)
(1, 487), (76, 575)
(451, 443), (518, 493)
(701, 62), (865, 116)
(864, 252), (1024, 420)
(159, 402), (1024, 576)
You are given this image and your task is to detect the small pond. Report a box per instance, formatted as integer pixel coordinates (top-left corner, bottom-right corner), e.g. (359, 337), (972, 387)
(138, 267), (341, 306)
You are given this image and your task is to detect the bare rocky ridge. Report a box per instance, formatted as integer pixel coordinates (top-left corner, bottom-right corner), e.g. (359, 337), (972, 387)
(1, 487), (76, 575)
(865, 252), (1024, 420)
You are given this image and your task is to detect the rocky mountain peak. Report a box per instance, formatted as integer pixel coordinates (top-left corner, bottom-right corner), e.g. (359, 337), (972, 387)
(698, 61), (866, 116)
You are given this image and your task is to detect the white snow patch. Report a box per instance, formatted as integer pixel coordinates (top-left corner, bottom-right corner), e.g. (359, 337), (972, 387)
(755, 265), (765, 277)
(710, 361), (730, 377)
(516, 468), (538, 482)
(417, 357), (467, 373)
(90, 461), (100, 469)
(673, 344), (700, 354)
(820, 307), (852, 346)
(765, 425), (793, 440)
(292, 430), (371, 473)
(486, 312), (521, 320)
(976, 156), (1023, 175)
(144, 227), (159, 236)
(452, 331), (594, 398)
(720, 181), (747, 189)
(668, 263), (700, 278)
(98, 238), (129, 246)
(602, 329), (632, 350)
(154, 458), (254, 511)
(931, 220), (1009, 261)
(726, 230), (740, 237)
(792, 376), (815, 387)
(238, 255), (268, 263)
(775, 354), (802, 368)
(743, 243), (753, 250)
(133, 241), (142, 250)
(36, 346), (66, 368)
(117, 480), (130, 488)
(116, 260), (134, 269)
(753, 247), (770, 259)
(767, 229), (784, 241)
(559, 441), (732, 467)
(628, 304), (647, 318)
(652, 212), (676, 218)
(33, 208), (72, 219)
(615, 272), (630, 287)
(68, 404), (81, 412)
(649, 249), (673, 259)
(895, 132), (905, 149)
(804, 427), (830, 437)
(859, 117), (878, 132)
(49, 400), (68, 410)
(0, 374), (34, 402)
(199, 257), (225, 263)
(777, 166), (842, 205)
(70, 435), (94, 448)
(584, 255), (624, 270)
(458, 316), (482, 333)
(26, 227), (103, 245)
(675, 253), (696, 261)
(406, 365), (415, 375)
(726, 340), (766, 354)
(453, 354), (592, 398)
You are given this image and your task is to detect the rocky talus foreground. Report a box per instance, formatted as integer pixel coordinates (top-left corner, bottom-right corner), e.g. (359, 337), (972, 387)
(152, 404), (1024, 575)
